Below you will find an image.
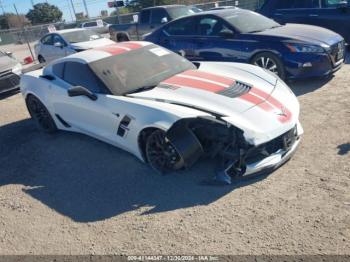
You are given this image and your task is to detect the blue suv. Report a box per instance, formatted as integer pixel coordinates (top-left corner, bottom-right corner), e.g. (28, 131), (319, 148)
(259, 0), (350, 44)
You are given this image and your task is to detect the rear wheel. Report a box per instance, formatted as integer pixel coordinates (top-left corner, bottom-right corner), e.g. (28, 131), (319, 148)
(26, 95), (57, 133)
(117, 33), (129, 42)
(251, 52), (285, 80)
(145, 129), (184, 174)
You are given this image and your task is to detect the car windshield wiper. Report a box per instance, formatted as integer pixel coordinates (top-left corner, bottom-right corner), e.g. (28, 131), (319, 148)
(124, 85), (157, 95)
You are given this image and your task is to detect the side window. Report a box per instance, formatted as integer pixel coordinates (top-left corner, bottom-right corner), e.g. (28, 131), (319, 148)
(163, 17), (196, 36)
(291, 0), (320, 8)
(63, 62), (108, 93)
(41, 35), (53, 45)
(275, 0), (293, 9)
(85, 21), (97, 27)
(140, 9), (151, 24)
(151, 8), (169, 24)
(324, 0), (344, 7)
(52, 34), (65, 45)
(52, 62), (65, 78)
(197, 17), (232, 36)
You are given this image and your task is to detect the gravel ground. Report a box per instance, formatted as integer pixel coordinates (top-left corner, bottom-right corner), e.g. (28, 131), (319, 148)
(0, 64), (349, 255)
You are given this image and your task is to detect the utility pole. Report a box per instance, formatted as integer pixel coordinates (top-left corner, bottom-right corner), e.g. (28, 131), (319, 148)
(69, 0), (77, 21)
(114, 0), (119, 24)
(82, 0), (89, 18)
(30, 0), (35, 7)
(66, 1), (74, 21)
(13, 3), (34, 60)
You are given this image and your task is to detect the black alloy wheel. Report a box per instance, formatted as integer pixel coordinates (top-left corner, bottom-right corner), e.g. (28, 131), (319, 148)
(145, 129), (184, 174)
(26, 95), (57, 133)
(251, 52), (286, 80)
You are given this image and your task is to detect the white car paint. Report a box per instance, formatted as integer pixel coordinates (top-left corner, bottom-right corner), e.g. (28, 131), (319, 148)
(21, 41), (303, 178)
(34, 28), (115, 63)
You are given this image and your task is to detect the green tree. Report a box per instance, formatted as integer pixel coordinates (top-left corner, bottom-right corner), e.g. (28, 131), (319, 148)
(26, 3), (62, 25)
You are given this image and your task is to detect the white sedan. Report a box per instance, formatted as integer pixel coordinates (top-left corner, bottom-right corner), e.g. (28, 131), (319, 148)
(21, 42), (303, 184)
(34, 28), (115, 63)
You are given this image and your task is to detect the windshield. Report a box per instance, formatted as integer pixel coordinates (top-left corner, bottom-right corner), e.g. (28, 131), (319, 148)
(167, 6), (197, 19)
(61, 30), (102, 43)
(224, 11), (280, 33)
(89, 44), (195, 95)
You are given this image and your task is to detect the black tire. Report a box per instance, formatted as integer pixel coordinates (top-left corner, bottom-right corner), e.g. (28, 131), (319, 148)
(117, 33), (129, 42)
(251, 52), (286, 80)
(26, 95), (57, 133)
(38, 55), (45, 64)
(145, 129), (184, 174)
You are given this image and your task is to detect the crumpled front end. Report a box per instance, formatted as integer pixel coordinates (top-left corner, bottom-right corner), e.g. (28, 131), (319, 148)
(166, 116), (302, 185)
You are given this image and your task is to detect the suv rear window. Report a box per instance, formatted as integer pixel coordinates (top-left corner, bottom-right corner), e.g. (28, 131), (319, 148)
(140, 9), (151, 24)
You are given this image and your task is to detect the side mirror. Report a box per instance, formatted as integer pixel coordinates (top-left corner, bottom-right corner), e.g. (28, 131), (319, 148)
(5, 51), (13, 57)
(67, 86), (97, 101)
(161, 17), (168, 23)
(218, 30), (234, 39)
(337, 1), (348, 11)
(54, 42), (64, 48)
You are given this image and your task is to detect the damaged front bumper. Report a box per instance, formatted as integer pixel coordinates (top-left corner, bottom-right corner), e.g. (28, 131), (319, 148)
(215, 124), (302, 185)
(244, 136), (300, 177)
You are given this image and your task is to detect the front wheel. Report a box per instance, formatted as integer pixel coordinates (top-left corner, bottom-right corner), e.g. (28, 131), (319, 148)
(251, 52), (285, 80)
(26, 95), (57, 133)
(38, 55), (45, 64)
(145, 129), (184, 174)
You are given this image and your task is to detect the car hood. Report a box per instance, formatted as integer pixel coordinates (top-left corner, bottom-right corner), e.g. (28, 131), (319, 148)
(129, 62), (300, 144)
(0, 55), (18, 73)
(255, 23), (343, 46)
(70, 37), (115, 50)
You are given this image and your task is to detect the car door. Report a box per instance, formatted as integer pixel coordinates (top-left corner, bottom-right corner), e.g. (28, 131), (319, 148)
(39, 34), (55, 61)
(137, 9), (152, 37)
(158, 16), (198, 60)
(191, 15), (243, 62)
(51, 34), (70, 60)
(150, 8), (170, 30)
(271, 0), (322, 25)
(50, 61), (124, 145)
(316, 0), (350, 42)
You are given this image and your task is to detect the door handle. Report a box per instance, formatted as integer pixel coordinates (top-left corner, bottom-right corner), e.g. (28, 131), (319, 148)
(274, 13), (282, 16)
(309, 14), (319, 17)
(150, 25), (155, 29)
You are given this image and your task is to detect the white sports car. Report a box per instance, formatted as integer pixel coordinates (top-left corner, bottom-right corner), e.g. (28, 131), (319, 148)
(21, 41), (303, 184)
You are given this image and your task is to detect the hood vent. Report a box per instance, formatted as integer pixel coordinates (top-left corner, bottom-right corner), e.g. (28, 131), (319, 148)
(217, 81), (251, 98)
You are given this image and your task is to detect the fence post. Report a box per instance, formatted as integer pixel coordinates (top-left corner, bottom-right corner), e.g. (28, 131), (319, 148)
(14, 3), (34, 60)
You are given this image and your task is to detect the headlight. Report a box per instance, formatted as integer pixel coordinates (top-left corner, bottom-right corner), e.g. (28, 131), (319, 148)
(285, 43), (325, 53)
(12, 63), (22, 75)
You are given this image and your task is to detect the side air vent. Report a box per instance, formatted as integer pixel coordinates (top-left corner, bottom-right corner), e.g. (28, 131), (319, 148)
(217, 81), (251, 98)
(117, 115), (132, 137)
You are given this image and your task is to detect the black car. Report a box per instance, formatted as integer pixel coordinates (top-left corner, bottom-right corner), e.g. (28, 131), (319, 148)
(259, 0), (350, 43)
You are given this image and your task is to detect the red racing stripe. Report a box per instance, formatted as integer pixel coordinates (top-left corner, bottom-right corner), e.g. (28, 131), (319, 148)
(182, 70), (235, 86)
(117, 42), (143, 50)
(240, 93), (274, 112)
(249, 87), (292, 123)
(250, 87), (270, 100)
(266, 96), (292, 123)
(95, 45), (129, 55)
(162, 75), (226, 92)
